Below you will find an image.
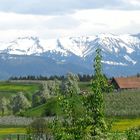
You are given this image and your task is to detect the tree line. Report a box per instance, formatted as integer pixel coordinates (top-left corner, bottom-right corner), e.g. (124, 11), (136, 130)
(9, 74), (94, 82)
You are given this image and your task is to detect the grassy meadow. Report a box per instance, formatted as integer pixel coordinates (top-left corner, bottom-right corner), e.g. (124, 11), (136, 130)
(0, 81), (42, 99)
(112, 118), (140, 132)
(0, 80), (140, 138)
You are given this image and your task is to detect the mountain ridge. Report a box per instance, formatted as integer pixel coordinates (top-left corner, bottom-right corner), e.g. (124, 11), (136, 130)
(0, 33), (140, 79)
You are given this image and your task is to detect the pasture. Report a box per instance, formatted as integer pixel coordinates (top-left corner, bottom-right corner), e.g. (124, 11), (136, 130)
(0, 81), (42, 99)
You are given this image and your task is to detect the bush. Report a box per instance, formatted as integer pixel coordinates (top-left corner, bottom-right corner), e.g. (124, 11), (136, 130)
(26, 118), (49, 134)
(125, 126), (140, 140)
(43, 98), (59, 116)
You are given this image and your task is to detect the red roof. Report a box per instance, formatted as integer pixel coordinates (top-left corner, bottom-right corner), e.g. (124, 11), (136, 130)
(113, 77), (140, 89)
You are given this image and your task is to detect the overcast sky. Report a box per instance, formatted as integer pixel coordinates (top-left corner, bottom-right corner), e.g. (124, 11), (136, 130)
(0, 0), (140, 41)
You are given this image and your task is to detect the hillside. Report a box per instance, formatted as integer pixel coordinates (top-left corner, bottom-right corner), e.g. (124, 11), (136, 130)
(23, 82), (140, 118)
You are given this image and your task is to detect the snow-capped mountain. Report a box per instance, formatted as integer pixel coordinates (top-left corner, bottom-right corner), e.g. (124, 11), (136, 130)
(0, 33), (140, 79)
(0, 37), (44, 56)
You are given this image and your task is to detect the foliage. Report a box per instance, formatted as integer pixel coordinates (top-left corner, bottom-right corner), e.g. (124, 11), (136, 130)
(83, 48), (108, 139)
(24, 95), (85, 117)
(43, 98), (60, 116)
(78, 74), (94, 82)
(125, 126), (140, 140)
(9, 74), (94, 82)
(51, 73), (86, 140)
(0, 81), (42, 110)
(107, 132), (126, 140)
(46, 79), (60, 96)
(32, 91), (48, 107)
(51, 49), (110, 139)
(26, 118), (49, 135)
(0, 97), (8, 116)
(24, 83), (140, 120)
(10, 92), (31, 114)
(32, 80), (60, 107)
(60, 73), (80, 95)
(9, 75), (64, 81)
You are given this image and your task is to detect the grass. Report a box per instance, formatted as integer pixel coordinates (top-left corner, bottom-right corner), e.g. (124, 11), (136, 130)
(112, 118), (140, 132)
(24, 95), (84, 117)
(24, 103), (48, 117)
(0, 81), (42, 99)
(24, 97), (59, 117)
(0, 127), (26, 140)
(0, 128), (25, 135)
(79, 81), (92, 92)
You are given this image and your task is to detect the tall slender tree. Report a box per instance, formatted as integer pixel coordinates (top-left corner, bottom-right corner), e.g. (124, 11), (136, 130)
(85, 48), (107, 139)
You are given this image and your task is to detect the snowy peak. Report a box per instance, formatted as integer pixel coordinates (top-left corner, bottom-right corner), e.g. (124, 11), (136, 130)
(0, 33), (140, 64)
(42, 34), (140, 58)
(0, 33), (140, 78)
(44, 36), (97, 57)
(0, 37), (44, 55)
(95, 34), (137, 54)
(0, 34), (140, 57)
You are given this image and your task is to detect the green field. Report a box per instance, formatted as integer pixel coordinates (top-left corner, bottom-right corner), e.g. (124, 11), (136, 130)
(112, 118), (140, 132)
(0, 128), (25, 135)
(0, 81), (140, 138)
(0, 127), (25, 140)
(0, 81), (42, 99)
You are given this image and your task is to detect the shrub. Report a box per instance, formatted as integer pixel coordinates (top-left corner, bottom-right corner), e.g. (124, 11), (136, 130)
(125, 126), (140, 140)
(26, 118), (49, 135)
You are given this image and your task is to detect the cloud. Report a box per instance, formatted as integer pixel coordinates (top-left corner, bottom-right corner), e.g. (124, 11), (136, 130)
(0, 12), (81, 41)
(0, 12), (80, 30)
(69, 9), (140, 35)
(46, 16), (80, 29)
(0, 9), (140, 41)
(0, 0), (139, 15)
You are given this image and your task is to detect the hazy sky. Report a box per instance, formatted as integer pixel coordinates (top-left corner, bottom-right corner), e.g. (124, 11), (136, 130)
(0, 0), (140, 41)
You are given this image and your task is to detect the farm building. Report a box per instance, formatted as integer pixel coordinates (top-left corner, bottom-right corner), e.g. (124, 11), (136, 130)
(111, 77), (140, 90)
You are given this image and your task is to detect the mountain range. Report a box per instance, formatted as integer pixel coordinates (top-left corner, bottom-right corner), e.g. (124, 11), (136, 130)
(0, 33), (140, 79)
